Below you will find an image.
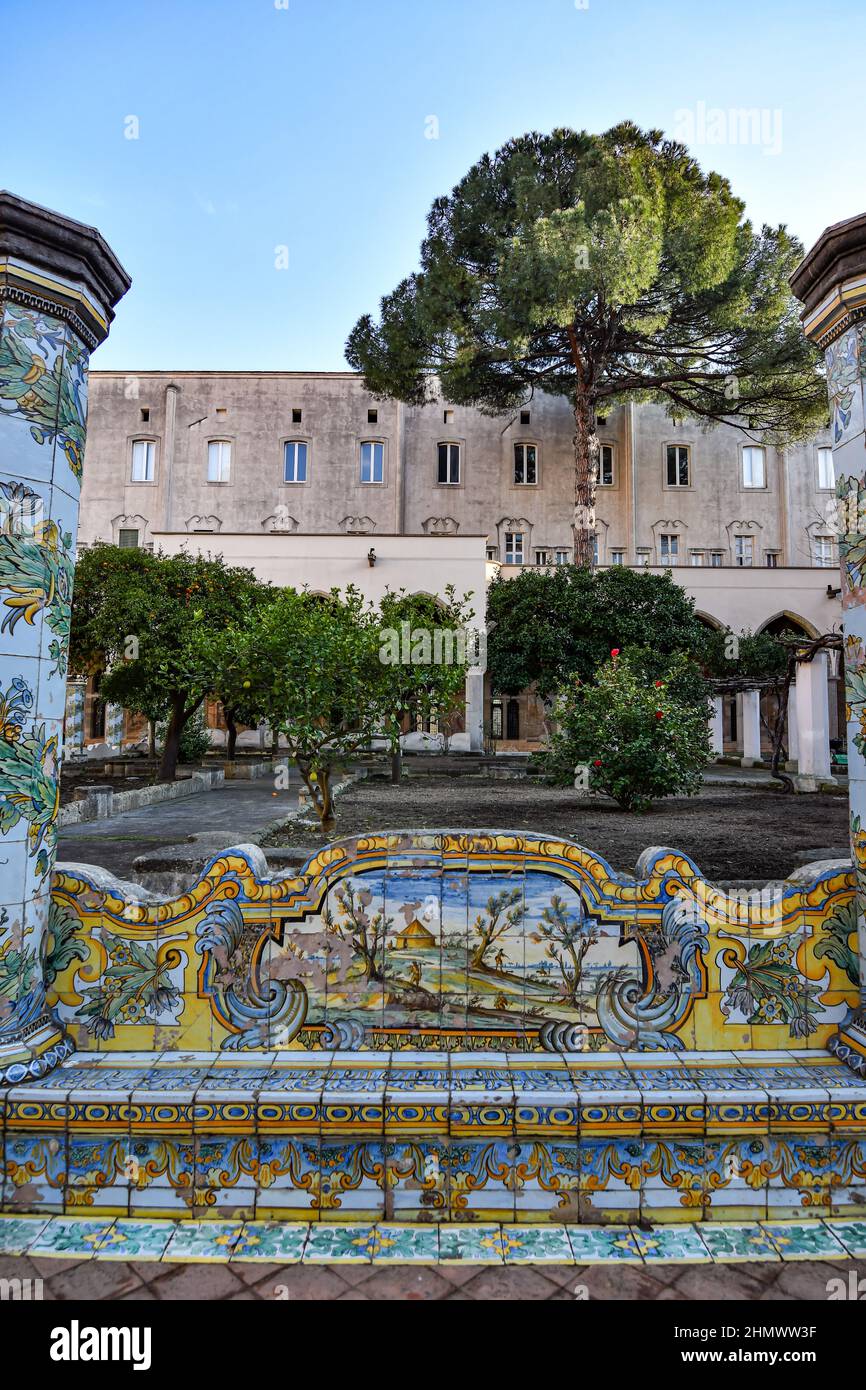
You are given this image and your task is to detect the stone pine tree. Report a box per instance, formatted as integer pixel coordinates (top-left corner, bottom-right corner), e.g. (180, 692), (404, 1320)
(347, 123), (826, 567)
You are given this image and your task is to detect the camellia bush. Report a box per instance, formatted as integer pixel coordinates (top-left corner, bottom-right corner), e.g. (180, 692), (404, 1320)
(544, 649), (711, 812)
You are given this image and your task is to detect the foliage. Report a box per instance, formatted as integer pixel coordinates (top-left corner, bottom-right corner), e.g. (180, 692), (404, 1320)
(814, 900), (860, 988)
(722, 938), (823, 1040)
(701, 627), (789, 681)
(470, 888), (522, 970)
(195, 586), (387, 831)
(377, 585), (476, 757)
(347, 123), (826, 566)
(155, 709), (212, 765)
(487, 564), (708, 699)
(530, 894), (600, 1007)
(70, 544), (269, 780)
(543, 650), (710, 811)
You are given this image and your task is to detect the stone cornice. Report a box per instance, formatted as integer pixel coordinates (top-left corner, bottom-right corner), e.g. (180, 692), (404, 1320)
(0, 191), (130, 346)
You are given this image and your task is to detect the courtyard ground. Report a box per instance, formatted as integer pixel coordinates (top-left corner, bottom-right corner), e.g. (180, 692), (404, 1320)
(264, 775), (850, 882)
(57, 775), (301, 877)
(4, 1252), (860, 1301)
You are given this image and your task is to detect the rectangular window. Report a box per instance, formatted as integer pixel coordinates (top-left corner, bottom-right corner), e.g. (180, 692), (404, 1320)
(690, 551), (704, 566)
(504, 532), (524, 564)
(140, 407), (150, 423)
(818, 447), (835, 490)
(535, 549), (552, 566)
(815, 535), (836, 568)
(710, 551), (724, 567)
(666, 445), (690, 487)
(766, 552), (779, 568)
(514, 443), (537, 485)
(637, 549), (651, 567)
(610, 550), (625, 566)
(360, 441), (384, 484)
(284, 440), (308, 483)
(118, 528), (139, 549)
(520, 410), (531, 425)
(555, 549), (571, 565)
(660, 534), (680, 564)
(368, 408), (378, 424)
(437, 442), (460, 485)
(207, 440), (231, 483)
(599, 444), (614, 486)
(742, 446), (766, 489)
(292, 408), (303, 424)
(486, 546), (499, 562)
(131, 439), (155, 483)
(444, 409), (454, 424)
(735, 535), (754, 567)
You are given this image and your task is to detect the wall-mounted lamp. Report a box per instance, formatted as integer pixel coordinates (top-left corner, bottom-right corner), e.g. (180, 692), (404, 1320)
(368, 548), (377, 568)
(827, 583), (842, 599)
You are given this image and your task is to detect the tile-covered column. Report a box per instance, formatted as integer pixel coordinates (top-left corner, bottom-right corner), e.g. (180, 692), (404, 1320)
(794, 652), (833, 788)
(0, 193), (129, 1083)
(63, 677), (86, 757)
(106, 702), (125, 751)
(709, 696), (724, 758)
(740, 689), (762, 767)
(793, 214), (866, 1067)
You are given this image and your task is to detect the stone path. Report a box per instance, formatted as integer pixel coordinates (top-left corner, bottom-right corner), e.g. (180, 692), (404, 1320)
(56, 776), (300, 877)
(2, 1254), (861, 1302)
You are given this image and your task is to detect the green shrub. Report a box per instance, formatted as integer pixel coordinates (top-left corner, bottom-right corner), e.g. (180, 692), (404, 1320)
(156, 711), (212, 766)
(543, 650), (711, 812)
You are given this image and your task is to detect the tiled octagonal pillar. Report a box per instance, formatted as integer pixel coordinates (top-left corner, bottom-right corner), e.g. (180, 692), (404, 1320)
(0, 193), (129, 1083)
(793, 214), (866, 1069)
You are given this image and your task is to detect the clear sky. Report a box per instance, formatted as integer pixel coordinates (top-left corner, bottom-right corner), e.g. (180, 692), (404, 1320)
(5, 0), (864, 371)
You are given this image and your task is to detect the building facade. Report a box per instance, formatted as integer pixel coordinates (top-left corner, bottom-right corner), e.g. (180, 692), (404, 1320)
(75, 370), (844, 754)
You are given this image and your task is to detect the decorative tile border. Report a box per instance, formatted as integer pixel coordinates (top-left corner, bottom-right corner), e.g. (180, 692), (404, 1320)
(3, 1213), (860, 1267)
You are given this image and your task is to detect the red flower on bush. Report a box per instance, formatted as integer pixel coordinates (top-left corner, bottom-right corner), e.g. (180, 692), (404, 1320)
(611, 648), (620, 658)
(655, 711), (664, 720)
(593, 759), (603, 768)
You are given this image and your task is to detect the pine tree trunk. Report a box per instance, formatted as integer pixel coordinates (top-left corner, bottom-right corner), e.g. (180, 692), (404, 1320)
(572, 390), (600, 569)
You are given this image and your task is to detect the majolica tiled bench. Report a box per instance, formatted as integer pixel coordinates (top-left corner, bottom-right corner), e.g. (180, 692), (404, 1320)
(2, 1047), (866, 1222)
(2, 832), (864, 1224)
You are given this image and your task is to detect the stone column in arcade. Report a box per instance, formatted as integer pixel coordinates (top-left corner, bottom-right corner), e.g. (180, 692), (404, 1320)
(0, 192), (130, 1083)
(793, 213), (866, 1070)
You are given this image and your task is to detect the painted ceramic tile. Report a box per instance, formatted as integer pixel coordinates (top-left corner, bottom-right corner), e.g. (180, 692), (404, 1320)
(162, 1221), (245, 1262)
(438, 1223), (507, 1263)
(0, 1214), (51, 1255)
(822, 1219), (866, 1258)
(231, 1221), (309, 1263)
(631, 1225), (710, 1262)
(698, 1223), (780, 1262)
(567, 1226), (644, 1263)
(27, 1216), (116, 1259)
(369, 1223), (440, 1263)
(46, 837), (860, 1058)
(94, 1218), (176, 1261)
(498, 1223), (575, 1262)
(302, 1222), (377, 1263)
(762, 1220), (849, 1260)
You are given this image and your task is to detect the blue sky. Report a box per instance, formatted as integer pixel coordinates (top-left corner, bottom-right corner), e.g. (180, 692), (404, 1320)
(5, 0), (863, 370)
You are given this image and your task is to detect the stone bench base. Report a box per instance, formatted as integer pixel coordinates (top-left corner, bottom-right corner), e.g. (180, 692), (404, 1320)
(3, 1049), (865, 1225)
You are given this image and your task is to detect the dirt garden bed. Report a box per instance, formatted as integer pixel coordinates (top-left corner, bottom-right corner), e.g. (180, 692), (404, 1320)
(262, 776), (851, 881)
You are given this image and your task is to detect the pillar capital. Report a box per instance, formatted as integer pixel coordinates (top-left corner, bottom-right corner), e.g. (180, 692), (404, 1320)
(0, 190), (130, 349)
(791, 212), (866, 349)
